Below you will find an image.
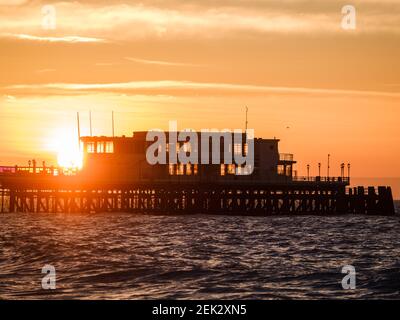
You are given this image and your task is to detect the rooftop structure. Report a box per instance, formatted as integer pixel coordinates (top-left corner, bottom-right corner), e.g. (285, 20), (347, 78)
(78, 132), (347, 186)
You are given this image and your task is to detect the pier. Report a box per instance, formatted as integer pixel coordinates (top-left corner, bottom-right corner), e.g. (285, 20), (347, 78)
(0, 168), (395, 215)
(0, 132), (395, 216)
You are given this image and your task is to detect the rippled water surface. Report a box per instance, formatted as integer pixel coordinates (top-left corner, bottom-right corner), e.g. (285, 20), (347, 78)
(1, 212), (400, 299)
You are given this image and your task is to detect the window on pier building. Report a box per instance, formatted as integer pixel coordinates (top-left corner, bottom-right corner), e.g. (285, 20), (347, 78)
(105, 141), (114, 153)
(178, 164), (185, 175)
(87, 142), (95, 153)
(97, 142), (104, 153)
(227, 164), (236, 175)
(221, 164), (237, 176)
(220, 164), (237, 176)
(220, 164), (226, 176)
(182, 142), (192, 153)
(277, 164), (292, 177)
(234, 143), (242, 155)
(168, 164), (198, 176)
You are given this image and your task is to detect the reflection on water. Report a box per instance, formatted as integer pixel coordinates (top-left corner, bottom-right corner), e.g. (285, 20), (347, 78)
(0, 212), (399, 299)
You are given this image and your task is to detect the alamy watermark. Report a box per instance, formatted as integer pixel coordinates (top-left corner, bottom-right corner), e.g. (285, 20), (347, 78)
(341, 265), (356, 290)
(341, 5), (356, 30)
(146, 121), (255, 175)
(41, 5), (56, 30)
(41, 264), (56, 290)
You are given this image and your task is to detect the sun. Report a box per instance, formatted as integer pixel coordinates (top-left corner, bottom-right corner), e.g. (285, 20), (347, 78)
(47, 128), (83, 169)
(57, 144), (83, 169)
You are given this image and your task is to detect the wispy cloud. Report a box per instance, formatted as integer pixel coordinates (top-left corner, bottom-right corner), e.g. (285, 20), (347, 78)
(35, 69), (56, 74)
(4, 81), (400, 98)
(0, 1), (399, 42)
(0, 0), (27, 5)
(125, 57), (203, 67)
(3, 33), (106, 43)
(94, 62), (118, 67)
(3, 94), (16, 101)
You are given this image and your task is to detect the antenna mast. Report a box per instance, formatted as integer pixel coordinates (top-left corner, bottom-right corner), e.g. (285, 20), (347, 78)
(77, 112), (81, 150)
(112, 111), (115, 137)
(89, 110), (93, 137)
(245, 106), (248, 132)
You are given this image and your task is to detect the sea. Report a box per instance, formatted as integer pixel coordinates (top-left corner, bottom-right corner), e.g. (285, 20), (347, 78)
(0, 202), (399, 300)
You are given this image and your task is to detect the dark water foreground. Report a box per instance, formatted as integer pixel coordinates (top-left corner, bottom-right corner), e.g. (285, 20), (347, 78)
(0, 210), (399, 299)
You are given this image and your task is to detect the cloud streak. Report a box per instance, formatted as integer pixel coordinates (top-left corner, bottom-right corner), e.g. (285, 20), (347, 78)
(3, 33), (106, 43)
(125, 57), (203, 67)
(0, 1), (399, 42)
(4, 80), (400, 98)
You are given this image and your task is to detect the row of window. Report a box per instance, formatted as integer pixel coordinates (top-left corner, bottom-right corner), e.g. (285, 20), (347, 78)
(220, 164), (238, 176)
(86, 141), (248, 156)
(277, 164), (293, 176)
(160, 143), (248, 155)
(168, 164), (249, 176)
(87, 142), (114, 154)
(169, 164), (199, 176)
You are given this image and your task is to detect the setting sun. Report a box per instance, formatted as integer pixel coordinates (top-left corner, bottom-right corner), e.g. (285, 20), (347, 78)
(47, 128), (83, 169)
(57, 144), (83, 169)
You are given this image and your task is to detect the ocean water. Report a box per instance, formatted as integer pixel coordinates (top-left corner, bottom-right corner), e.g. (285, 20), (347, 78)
(0, 211), (399, 300)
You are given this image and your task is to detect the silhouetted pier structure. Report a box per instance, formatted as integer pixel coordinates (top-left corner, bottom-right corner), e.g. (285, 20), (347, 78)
(0, 169), (394, 215)
(0, 132), (395, 215)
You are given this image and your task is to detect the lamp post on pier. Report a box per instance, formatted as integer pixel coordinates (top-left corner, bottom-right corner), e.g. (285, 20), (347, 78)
(327, 154), (330, 180)
(307, 164), (310, 181)
(347, 163), (351, 180)
(340, 163), (345, 178)
(318, 162), (321, 177)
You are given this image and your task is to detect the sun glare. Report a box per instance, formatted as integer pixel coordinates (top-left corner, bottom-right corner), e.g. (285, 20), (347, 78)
(48, 129), (83, 169)
(57, 145), (83, 169)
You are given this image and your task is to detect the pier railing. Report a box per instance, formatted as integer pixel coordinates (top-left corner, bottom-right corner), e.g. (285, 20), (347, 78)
(0, 166), (349, 185)
(0, 166), (78, 177)
(293, 176), (350, 184)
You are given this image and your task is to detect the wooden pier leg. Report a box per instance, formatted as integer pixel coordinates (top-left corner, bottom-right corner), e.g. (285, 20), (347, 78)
(385, 187), (395, 215)
(0, 188), (4, 213)
(377, 186), (395, 216)
(348, 188), (354, 213)
(357, 186), (365, 214)
(366, 187), (377, 215)
(46, 193), (50, 213)
(9, 189), (15, 213)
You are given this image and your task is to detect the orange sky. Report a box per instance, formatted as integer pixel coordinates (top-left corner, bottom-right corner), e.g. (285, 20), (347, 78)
(0, 0), (400, 185)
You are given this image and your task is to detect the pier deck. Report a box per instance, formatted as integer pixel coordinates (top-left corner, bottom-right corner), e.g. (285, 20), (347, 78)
(0, 171), (395, 215)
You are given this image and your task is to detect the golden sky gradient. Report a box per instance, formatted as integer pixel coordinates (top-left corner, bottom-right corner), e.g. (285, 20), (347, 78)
(0, 1), (400, 189)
